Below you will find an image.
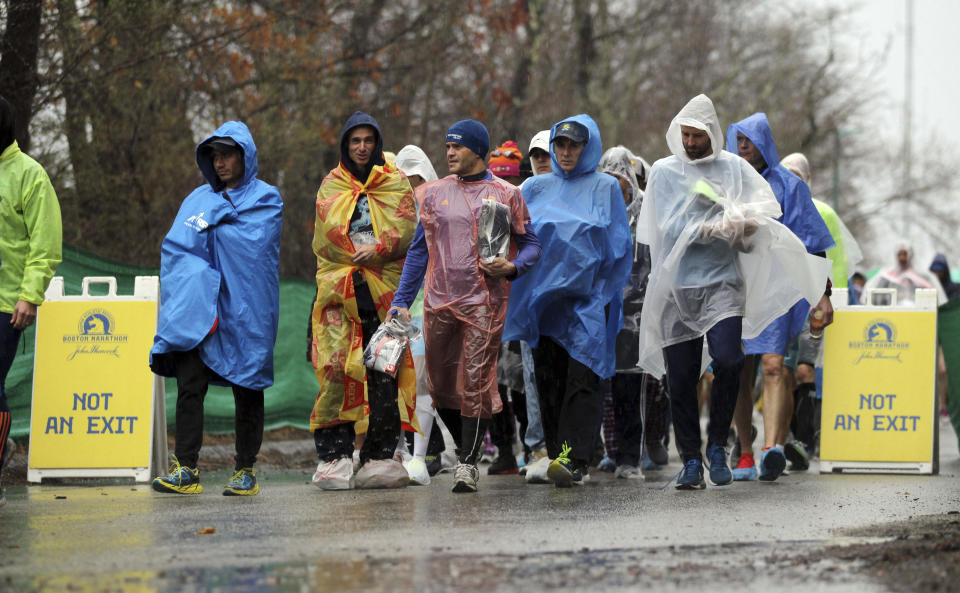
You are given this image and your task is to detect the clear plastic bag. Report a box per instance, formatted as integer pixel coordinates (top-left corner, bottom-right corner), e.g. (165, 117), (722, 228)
(350, 230), (377, 246)
(363, 318), (423, 377)
(477, 198), (511, 263)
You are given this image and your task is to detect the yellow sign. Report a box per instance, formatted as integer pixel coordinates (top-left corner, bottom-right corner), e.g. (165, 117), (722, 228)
(29, 300), (157, 469)
(821, 309), (936, 464)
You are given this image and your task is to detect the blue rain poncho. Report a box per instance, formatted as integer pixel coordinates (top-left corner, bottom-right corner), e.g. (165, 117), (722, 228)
(726, 113), (834, 355)
(637, 95), (830, 377)
(503, 114), (632, 379)
(150, 121), (284, 390)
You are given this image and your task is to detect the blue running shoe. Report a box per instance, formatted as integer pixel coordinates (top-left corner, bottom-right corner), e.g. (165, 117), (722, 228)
(675, 458), (705, 490)
(705, 444), (732, 486)
(547, 443), (586, 488)
(597, 455), (616, 473)
(759, 446), (786, 481)
(641, 452), (663, 472)
(222, 468), (259, 496)
(152, 455), (202, 494)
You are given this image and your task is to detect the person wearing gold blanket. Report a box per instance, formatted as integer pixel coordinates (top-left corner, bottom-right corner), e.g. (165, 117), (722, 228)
(309, 112), (418, 490)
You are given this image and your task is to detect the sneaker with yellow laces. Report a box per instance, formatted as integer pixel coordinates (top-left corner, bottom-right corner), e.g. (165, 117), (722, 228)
(222, 468), (259, 496)
(152, 455), (202, 494)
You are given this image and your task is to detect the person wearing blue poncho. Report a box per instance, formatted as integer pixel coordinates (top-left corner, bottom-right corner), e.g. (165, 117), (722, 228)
(150, 121), (283, 497)
(503, 114), (632, 487)
(725, 113), (834, 482)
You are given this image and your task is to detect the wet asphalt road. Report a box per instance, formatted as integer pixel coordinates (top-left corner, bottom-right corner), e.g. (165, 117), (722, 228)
(2, 423), (959, 593)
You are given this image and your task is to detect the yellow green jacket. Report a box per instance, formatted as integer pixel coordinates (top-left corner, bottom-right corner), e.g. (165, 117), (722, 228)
(0, 141), (62, 312)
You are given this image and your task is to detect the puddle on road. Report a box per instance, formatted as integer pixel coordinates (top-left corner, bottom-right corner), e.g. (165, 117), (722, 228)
(2, 540), (878, 593)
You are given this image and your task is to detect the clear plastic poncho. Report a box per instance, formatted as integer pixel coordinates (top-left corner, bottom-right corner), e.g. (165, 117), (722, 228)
(395, 145), (439, 183)
(862, 240), (947, 306)
(599, 146), (649, 372)
(637, 94), (831, 377)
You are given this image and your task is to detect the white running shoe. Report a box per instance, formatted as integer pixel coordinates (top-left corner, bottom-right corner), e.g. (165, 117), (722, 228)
(524, 455), (552, 484)
(312, 457), (355, 490)
(403, 457), (431, 486)
(355, 459), (409, 489)
(452, 463), (480, 493)
(614, 464), (644, 480)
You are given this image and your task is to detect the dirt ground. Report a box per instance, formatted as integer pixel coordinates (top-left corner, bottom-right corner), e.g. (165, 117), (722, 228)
(802, 512), (960, 593)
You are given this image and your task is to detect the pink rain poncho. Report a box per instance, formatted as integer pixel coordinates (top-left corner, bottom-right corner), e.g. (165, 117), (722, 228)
(418, 175), (530, 418)
(637, 94), (830, 377)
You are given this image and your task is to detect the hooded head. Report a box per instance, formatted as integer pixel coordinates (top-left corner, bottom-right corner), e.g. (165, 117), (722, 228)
(338, 111), (385, 183)
(394, 144), (438, 186)
(781, 152), (811, 184)
(598, 146), (640, 206)
(725, 112), (780, 174)
(895, 240), (914, 270)
(665, 95), (723, 165)
(549, 114), (603, 178)
(0, 96), (15, 152)
(196, 121), (259, 193)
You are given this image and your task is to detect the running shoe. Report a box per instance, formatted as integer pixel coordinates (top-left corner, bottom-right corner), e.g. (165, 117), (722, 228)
(758, 446), (786, 482)
(614, 464), (643, 479)
(452, 463), (480, 493)
(645, 440), (669, 467)
(488, 451), (519, 475)
(641, 452), (663, 472)
(547, 443), (586, 488)
(424, 454), (442, 476)
(732, 453), (758, 481)
(597, 455), (617, 472)
(784, 440), (810, 471)
(152, 455), (202, 494)
(403, 457), (431, 486)
(675, 458), (705, 490)
(222, 468), (259, 496)
(705, 444), (733, 486)
(355, 459), (409, 489)
(312, 457), (355, 490)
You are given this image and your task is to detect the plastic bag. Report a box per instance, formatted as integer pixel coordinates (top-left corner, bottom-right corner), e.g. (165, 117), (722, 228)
(350, 230), (377, 246)
(363, 318), (423, 377)
(477, 198), (511, 263)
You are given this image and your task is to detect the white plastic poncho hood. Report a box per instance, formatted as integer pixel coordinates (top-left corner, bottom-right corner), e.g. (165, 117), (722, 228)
(636, 95), (831, 377)
(394, 145), (438, 183)
(598, 146), (641, 214)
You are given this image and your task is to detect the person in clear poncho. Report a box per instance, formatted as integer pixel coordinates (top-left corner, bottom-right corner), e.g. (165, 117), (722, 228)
(388, 120), (540, 494)
(597, 146), (655, 478)
(503, 114), (632, 488)
(726, 113), (835, 482)
(862, 241), (946, 306)
(637, 94), (830, 490)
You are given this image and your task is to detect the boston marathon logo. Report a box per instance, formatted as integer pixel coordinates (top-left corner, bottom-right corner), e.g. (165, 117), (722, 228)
(63, 308), (128, 360)
(849, 318), (908, 364)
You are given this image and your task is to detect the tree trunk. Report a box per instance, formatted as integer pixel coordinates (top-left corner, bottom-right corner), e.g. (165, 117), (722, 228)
(0, 0), (43, 152)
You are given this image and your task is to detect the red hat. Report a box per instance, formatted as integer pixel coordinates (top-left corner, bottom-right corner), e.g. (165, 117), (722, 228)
(489, 141), (522, 177)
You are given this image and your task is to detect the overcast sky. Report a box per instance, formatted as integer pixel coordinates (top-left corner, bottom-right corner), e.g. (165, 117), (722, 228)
(826, 0), (960, 270)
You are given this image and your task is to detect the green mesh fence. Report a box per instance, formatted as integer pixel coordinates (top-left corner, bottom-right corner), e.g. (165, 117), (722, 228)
(7, 244), (318, 438)
(937, 298), (960, 446)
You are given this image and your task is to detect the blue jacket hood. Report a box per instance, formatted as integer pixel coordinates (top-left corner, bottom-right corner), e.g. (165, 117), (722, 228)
(550, 114), (603, 179)
(197, 121), (259, 193)
(339, 111), (385, 182)
(725, 112), (779, 173)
